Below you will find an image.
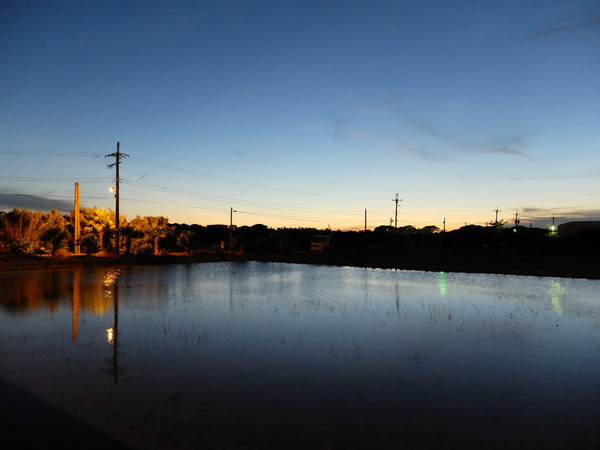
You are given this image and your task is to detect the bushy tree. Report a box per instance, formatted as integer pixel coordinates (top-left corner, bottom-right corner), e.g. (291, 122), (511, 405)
(143, 216), (169, 254)
(82, 208), (114, 252)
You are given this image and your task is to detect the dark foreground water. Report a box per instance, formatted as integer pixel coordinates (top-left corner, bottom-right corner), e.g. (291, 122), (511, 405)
(1, 262), (599, 449)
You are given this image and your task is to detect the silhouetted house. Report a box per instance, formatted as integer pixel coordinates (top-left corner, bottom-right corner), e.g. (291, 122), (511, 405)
(558, 221), (600, 238)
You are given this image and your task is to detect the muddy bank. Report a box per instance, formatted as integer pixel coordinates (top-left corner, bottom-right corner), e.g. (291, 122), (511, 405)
(1, 248), (598, 279)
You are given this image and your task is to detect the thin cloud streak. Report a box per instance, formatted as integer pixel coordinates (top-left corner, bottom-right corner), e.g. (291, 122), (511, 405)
(469, 145), (532, 159)
(333, 117), (453, 162)
(0, 191), (74, 213)
(508, 171), (600, 181)
(520, 206), (600, 224)
(528, 17), (600, 38)
(357, 96), (403, 114)
(408, 118), (533, 159)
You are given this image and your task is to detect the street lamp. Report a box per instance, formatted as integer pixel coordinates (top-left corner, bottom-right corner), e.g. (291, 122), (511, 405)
(105, 142), (129, 255)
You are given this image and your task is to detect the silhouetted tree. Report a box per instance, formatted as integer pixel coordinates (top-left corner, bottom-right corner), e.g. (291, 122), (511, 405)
(177, 229), (193, 254)
(142, 216), (169, 254)
(488, 219), (507, 231)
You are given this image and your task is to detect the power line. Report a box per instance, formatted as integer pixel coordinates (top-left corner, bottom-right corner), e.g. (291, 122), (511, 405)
(234, 209), (359, 224)
(0, 193), (112, 200)
(121, 179), (369, 217)
(0, 148), (101, 158)
(0, 176), (111, 182)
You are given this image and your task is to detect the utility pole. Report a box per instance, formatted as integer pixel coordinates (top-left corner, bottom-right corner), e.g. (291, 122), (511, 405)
(105, 142), (129, 254)
(493, 205), (501, 225)
(364, 209), (367, 232)
(514, 209), (520, 228)
(392, 193), (402, 232)
(549, 214), (557, 234)
(229, 207), (234, 252)
(74, 182), (80, 255)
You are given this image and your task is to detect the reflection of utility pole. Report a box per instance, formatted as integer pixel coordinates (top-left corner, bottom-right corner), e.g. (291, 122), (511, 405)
(74, 182), (80, 255)
(112, 279), (119, 384)
(105, 142), (129, 254)
(392, 193), (402, 232)
(72, 268), (80, 340)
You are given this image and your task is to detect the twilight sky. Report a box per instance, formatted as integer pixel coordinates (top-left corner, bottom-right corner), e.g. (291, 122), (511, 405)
(1, 0), (599, 230)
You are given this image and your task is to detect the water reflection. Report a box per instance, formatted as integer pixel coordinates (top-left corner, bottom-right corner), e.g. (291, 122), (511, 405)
(1, 263), (599, 448)
(72, 268), (80, 340)
(548, 280), (566, 315)
(438, 271), (448, 299)
(0, 267), (113, 315)
(107, 269), (120, 384)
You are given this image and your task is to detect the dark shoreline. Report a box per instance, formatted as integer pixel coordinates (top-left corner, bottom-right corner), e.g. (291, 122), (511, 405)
(1, 249), (598, 280)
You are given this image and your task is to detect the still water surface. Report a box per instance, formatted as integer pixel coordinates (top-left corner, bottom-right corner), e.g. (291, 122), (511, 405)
(1, 262), (599, 448)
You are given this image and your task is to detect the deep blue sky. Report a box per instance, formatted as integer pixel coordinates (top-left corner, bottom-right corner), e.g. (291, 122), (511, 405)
(2, 0), (599, 230)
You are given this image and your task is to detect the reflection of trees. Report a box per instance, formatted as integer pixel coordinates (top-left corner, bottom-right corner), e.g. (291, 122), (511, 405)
(0, 268), (112, 314)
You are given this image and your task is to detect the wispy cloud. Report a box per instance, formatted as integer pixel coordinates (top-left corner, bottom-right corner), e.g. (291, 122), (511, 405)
(520, 206), (600, 223)
(528, 17), (600, 38)
(357, 96), (403, 114)
(527, 0), (600, 39)
(330, 114), (453, 162)
(408, 117), (532, 159)
(0, 190), (73, 212)
(470, 135), (532, 159)
(330, 111), (347, 142)
(508, 171), (600, 181)
(387, 136), (455, 162)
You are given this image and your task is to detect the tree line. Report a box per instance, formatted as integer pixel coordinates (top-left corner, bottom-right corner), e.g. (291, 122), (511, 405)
(0, 208), (172, 256)
(0, 207), (328, 256)
(0, 207), (587, 258)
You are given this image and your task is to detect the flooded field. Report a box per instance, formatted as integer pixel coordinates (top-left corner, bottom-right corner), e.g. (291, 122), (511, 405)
(1, 262), (599, 448)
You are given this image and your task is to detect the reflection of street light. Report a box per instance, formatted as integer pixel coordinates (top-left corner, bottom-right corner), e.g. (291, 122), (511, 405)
(441, 217), (446, 232)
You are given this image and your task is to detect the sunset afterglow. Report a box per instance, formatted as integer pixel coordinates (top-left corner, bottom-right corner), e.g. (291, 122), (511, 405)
(2, 1), (598, 230)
